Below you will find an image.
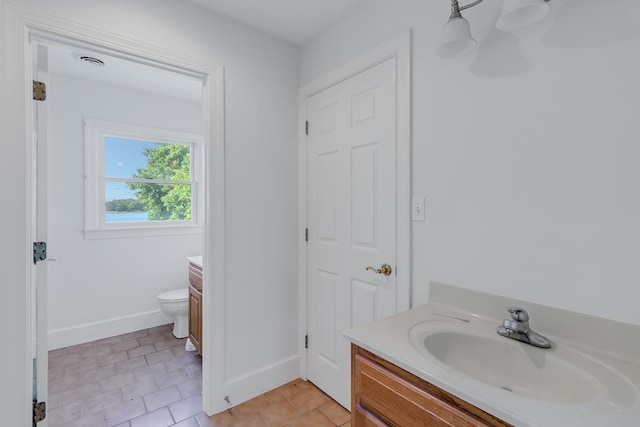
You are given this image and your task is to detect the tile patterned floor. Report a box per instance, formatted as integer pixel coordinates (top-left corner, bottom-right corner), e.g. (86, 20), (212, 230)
(48, 325), (351, 427)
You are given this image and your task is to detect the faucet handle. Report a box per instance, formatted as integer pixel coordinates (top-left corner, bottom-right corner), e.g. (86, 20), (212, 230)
(506, 306), (529, 322)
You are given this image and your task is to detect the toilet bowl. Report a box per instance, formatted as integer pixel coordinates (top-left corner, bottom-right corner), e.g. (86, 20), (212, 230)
(158, 288), (189, 338)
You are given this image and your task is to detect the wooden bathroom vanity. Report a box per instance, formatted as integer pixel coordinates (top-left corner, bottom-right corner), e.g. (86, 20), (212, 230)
(351, 345), (510, 426)
(188, 257), (203, 354)
(346, 282), (640, 427)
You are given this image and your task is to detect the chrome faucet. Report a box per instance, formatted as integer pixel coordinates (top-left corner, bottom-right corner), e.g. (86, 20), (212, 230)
(497, 307), (551, 348)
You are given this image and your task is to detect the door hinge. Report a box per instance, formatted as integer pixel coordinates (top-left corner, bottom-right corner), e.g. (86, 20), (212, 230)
(33, 241), (47, 265)
(305, 335), (309, 349)
(305, 228), (309, 242)
(305, 121), (309, 135)
(33, 400), (46, 424)
(33, 81), (46, 101)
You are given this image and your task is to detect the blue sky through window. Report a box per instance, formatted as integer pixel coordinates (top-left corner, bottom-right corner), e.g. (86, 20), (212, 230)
(104, 136), (159, 201)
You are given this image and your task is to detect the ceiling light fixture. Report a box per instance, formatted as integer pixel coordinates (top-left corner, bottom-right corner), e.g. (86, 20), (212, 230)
(438, 0), (551, 57)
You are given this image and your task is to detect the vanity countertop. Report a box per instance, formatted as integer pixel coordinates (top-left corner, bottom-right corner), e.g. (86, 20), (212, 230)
(187, 256), (202, 268)
(344, 282), (640, 427)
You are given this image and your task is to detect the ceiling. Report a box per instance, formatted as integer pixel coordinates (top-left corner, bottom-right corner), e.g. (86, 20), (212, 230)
(185, 0), (363, 45)
(45, 1), (364, 99)
(47, 43), (203, 102)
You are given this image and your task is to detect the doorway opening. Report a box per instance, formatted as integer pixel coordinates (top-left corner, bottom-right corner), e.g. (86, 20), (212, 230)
(27, 27), (225, 423)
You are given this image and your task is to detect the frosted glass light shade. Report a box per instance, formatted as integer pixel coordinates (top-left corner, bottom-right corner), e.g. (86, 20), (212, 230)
(438, 17), (477, 57)
(496, 0), (550, 31)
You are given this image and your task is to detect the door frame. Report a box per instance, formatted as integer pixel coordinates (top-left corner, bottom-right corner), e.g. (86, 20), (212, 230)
(33, 42), (50, 425)
(297, 32), (412, 380)
(0, 3), (226, 423)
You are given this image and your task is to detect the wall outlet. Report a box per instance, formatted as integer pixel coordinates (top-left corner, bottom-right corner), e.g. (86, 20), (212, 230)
(412, 196), (425, 221)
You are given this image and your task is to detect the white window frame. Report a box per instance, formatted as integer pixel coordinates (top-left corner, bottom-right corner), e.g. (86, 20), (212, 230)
(84, 118), (203, 239)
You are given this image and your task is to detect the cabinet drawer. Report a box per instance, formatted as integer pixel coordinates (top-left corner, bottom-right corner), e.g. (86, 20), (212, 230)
(354, 354), (487, 427)
(354, 406), (388, 427)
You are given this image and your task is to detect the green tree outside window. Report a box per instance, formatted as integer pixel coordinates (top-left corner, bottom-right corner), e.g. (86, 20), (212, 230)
(126, 144), (192, 221)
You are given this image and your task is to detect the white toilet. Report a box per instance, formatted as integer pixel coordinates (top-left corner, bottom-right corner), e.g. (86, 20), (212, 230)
(157, 288), (189, 338)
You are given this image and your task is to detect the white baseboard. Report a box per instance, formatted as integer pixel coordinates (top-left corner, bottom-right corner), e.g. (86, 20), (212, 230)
(221, 354), (300, 409)
(48, 309), (173, 350)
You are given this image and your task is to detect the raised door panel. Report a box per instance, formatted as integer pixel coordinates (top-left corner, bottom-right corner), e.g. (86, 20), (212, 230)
(351, 279), (378, 329)
(317, 151), (338, 243)
(317, 270), (339, 368)
(351, 143), (377, 248)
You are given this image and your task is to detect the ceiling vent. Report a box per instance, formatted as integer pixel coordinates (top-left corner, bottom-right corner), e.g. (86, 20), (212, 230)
(72, 52), (106, 67)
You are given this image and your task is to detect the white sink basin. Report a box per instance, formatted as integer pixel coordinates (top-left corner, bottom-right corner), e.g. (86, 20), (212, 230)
(409, 319), (636, 406)
(423, 330), (593, 403)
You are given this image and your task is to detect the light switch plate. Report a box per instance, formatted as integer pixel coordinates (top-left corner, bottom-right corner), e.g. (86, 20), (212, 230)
(412, 197), (425, 221)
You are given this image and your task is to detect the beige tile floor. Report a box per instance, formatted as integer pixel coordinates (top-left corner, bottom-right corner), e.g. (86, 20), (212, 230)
(48, 325), (351, 427)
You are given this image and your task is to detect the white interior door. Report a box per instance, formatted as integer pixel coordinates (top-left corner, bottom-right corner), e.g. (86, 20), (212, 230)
(306, 57), (398, 409)
(33, 43), (50, 426)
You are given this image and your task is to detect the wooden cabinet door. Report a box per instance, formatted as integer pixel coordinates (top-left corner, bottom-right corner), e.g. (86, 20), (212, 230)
(188, 261), (203, 354)
(189, 285), (202, 354)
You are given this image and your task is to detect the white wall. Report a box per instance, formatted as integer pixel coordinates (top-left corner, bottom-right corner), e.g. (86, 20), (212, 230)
(300, 0), (640, 326)
(47, 72), (202, 349)
(0, 0), (299, 422)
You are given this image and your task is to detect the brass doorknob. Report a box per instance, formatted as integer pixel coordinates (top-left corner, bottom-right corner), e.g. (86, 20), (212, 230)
(365, 263), (393, 276)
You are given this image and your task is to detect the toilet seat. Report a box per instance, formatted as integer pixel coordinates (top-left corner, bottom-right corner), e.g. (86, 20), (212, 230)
(158, 288), (189, 303)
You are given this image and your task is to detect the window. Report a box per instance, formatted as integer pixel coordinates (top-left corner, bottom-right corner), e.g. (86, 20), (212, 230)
(84, 119), (203, 239)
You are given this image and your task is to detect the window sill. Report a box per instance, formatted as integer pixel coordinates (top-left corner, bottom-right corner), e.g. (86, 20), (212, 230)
(84, 224), (203, 240)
